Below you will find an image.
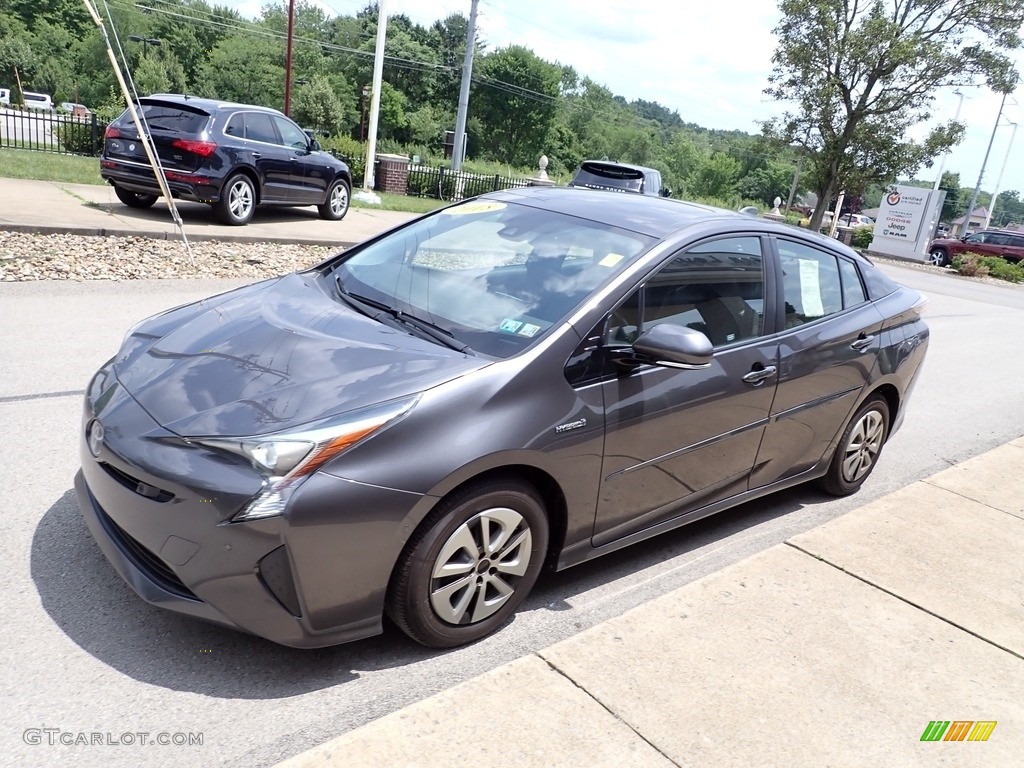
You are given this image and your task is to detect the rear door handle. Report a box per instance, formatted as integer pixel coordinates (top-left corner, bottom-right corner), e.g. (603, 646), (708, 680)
(850, 334), (875, 351)
(742, 365), (777, 385)
(252, 151), (262, 159)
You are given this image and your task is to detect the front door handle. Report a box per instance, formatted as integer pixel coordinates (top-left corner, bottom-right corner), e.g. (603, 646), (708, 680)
(850, 334), (875, 351)
(252, 151), (262, 159)
(742, 365), (777, 385)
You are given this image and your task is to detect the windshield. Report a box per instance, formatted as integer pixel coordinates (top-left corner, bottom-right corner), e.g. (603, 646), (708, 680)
(332, 199), (655, 358)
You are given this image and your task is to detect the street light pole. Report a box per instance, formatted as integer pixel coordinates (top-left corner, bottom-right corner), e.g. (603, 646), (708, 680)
(964, 90), (1009, 236)
(984, 119), (1018, 229)
(128, 35), (161, 57)
(284, 0), (295, 115)
(933, 89), (965, 191)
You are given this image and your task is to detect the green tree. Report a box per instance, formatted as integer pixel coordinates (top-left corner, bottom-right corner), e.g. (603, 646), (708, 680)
(292, 74), (346, 135)
(690, 151), (742, 199)
(197, 34), (284, 108)
(763, 0), (1024, 230)
(938, 171), (961, 222)
(472, 45), (562, 165)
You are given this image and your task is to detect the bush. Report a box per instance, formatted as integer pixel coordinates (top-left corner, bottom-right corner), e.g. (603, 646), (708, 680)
(320, 134), (366, 184)
(57, 118), (105, 156)
(978, 255), (1024, 283)
(849, 225), (873, 249)
(952, 252), (990, 278)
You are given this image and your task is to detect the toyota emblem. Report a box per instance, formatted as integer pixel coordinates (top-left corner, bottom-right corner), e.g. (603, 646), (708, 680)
(87, 419), (105, 458)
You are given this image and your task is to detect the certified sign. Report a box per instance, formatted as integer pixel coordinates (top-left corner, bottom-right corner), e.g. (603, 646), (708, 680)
(874, 184), (928, 243)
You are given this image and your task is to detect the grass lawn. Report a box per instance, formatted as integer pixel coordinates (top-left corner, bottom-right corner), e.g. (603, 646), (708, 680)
(0, 147), (104, 184)
(0, 147), (447, 213)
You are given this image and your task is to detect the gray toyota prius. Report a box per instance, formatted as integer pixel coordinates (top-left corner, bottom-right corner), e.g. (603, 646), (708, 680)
(76, 187), (929, 648)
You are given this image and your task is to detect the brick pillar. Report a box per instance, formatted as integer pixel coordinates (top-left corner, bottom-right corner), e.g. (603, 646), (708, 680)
(374, 153), (410, 195)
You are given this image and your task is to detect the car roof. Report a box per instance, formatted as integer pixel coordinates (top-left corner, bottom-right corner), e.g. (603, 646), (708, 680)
(141, 94), (284, 116)
(487, 186), (740, 238)
(483, 187), (875, 266)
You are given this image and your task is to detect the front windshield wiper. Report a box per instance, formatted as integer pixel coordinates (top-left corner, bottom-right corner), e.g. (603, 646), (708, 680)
(334, 274), (474, 355)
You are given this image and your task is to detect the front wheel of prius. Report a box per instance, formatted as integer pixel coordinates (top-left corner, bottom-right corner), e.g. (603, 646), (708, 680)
(817, 396), (890, 496)
(386, 479), (549, 648)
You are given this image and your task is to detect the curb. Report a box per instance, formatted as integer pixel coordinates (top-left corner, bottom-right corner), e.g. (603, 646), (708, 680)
(0, 222), (358, 249)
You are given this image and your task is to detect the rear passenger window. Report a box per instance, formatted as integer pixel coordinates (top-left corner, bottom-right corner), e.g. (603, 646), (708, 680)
(777, 241), (843, 327)
(244, 112), (277, 144)
(838, 258), (866, 308)
(224, 114), (243, 137)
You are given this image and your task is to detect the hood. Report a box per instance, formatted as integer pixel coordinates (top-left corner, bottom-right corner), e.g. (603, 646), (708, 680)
(115, 272), (487, 437)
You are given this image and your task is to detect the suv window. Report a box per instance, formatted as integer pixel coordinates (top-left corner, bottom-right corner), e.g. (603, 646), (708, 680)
(985, 233), (1010, 245)
(1009, 235), (1024, 248)
(137, 105), (207, 133)
(607, 236), (765, 348)
(243, 112), (277, 144)
(571, 162), (646, 194)
(273, 116), (309, 149)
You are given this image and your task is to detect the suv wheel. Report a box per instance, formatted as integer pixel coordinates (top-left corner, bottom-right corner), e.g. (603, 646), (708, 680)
(318, 177), (350, 221)
(927, 248), (949, 267)
(114, 187), (158, 209)
(215, 173), (256, 226)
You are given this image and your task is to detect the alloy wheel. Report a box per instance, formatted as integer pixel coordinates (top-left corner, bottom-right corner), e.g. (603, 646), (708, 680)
(429, 507), (532, 625)
(330, 183), (348, 217)
(228, 179), (253, 221)
(841, 409), (885, 483)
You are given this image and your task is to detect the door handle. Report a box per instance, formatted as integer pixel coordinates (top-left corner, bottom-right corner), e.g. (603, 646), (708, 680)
(252, 151), (262, 159)
(850, 334), (875, 351)
(742, 365), (777, 385)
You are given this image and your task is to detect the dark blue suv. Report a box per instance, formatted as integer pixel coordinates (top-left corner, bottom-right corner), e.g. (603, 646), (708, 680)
(100, 94), (352, 226)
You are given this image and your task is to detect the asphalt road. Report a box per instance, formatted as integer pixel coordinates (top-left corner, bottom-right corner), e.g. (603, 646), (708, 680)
(1, 264), (1022, 768)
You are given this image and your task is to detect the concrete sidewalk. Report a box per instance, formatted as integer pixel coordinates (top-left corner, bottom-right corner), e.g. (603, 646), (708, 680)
(0, 176), (418, 247)
(279, 439), (1024, 767)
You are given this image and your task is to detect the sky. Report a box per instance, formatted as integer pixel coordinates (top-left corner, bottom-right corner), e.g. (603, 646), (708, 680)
(226, 0), (1024, 204)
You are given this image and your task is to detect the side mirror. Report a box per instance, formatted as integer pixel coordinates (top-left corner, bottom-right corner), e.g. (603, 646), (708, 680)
(632, 323), (712, 369)
(660, 187), (672, 198)
(309, 139), (321, 152)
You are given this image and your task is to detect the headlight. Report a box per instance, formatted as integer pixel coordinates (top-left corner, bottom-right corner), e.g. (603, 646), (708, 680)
(193, 395), (419, 522)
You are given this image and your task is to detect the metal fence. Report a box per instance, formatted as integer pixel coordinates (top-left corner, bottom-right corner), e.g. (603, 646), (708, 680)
(406, 164), (532, 201)
(0, 107), (105, 156)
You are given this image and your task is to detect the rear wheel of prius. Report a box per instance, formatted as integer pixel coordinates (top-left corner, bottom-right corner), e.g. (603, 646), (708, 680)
(818, 396), (890, 497)
(114, 186), (157, 209)
(215, 173), (256, 226)
(927, 248), (949, 267)
(386, 479), (549, 648)
(318, 177), (350, 221)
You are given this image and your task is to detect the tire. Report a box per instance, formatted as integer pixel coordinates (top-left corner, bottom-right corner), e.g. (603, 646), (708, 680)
(817, 396), (890, 496)
(927, 248), (949, 267)
(318, 177), (350, 221)
(215, 173), (256, 226)
(386, 479), (549, 648)
(114, 186), (157, 209)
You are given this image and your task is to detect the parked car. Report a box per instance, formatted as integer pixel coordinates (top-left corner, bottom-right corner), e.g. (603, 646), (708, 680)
(569, 160), (670, 197)
(22, 91), (54, 111)
(76, 187), (929, 649)
(59, 101), (91, 117)
(927, 228), (1024, 267)
(100, 94), (352, 225)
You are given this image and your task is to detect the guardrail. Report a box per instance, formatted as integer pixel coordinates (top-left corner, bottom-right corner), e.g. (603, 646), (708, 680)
(0, 106), (105, 156)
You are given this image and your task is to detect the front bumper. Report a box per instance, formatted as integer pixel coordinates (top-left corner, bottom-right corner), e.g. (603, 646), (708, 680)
(75, 365), (428, 648)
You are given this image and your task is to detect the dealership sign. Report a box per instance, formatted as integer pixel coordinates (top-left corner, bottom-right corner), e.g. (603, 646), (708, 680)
(868, 184), (944, 261)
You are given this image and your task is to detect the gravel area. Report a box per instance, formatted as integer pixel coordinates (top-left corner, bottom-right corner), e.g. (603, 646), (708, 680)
(0, 231), (337, 281)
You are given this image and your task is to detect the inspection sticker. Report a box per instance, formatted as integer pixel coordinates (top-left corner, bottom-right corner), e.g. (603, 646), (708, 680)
(499, 319), (523, 333)
(517, 323), (542, 337)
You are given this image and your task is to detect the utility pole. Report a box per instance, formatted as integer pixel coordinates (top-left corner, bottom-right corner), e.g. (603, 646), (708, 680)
(985, 119), (1018, 229)
(933, 90), (965, 191)
(284, 0), (295, 115)
(362, 0), (388, 190)
(451, 0), (479, 171)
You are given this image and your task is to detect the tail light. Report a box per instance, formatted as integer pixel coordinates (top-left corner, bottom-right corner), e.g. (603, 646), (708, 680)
(104, 125), (120, 139)
(171, 138), (217, 157)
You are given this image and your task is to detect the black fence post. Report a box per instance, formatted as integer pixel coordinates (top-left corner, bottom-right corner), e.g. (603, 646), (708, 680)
(90, 113), (98, 156)
(438, 167), (446, 201)
(493, 174), (500, 192)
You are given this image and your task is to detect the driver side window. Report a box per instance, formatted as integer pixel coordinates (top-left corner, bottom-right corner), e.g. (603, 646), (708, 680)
(606, 236), (765, 348)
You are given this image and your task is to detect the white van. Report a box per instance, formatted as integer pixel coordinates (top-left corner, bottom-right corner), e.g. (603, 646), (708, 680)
(23, 91), (54, 111)
(0, 88), (10, 106)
